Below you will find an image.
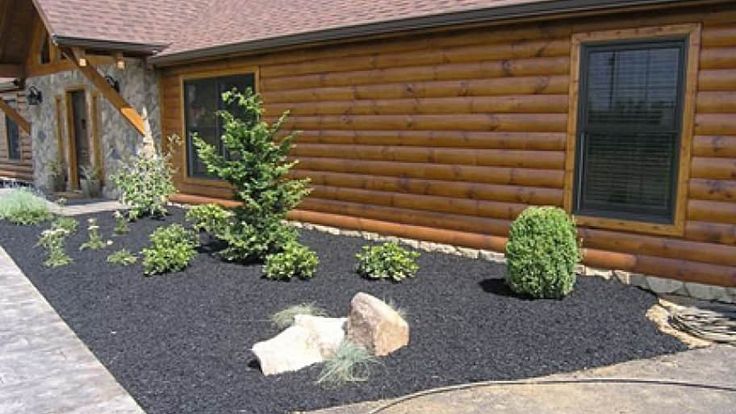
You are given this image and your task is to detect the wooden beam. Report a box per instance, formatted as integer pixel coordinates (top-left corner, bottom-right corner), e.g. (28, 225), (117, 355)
(64, 48), (145, 135)
(0, 64), (23, 78)
(0, 99), (30, 134)
(71, 47), (87, 67)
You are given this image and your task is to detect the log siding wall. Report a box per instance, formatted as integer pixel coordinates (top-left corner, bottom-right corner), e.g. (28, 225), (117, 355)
(160, 3), (736, 287)
(0, 92), (33, 182)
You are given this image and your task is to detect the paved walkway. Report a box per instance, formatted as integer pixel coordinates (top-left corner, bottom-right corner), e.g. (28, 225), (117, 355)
(0, 188), (125, 217)
(311, 345), (736, 414)
(0, 246), (143, 414)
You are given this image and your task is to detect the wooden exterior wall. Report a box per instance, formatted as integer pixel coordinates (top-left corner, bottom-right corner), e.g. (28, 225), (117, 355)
(0, 91), (32, 181)
(160, 3), (736, 287)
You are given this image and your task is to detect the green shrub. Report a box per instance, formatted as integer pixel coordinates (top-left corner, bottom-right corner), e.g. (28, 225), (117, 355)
(110, 137), (178, 220)
(79, 218), (111, 251)
(107, 249), (137, 266)
(317, 341), (379, 388)
(185, 203), (233, 234)
(142, 224), (198, 275)
(263, 241), (319, 280)
(355, 242), (420, 282)
(193, 89), (310, 262)
(112, 210), (130, 235)
(51, 216), (79, 234)
(0, 188), (53, 225)
(505, 206), (581, 299)
(270, 303), (328, 330)
(36, 228), (72, 268)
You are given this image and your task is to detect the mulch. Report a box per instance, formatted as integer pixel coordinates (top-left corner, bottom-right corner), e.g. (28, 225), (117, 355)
(0, 208), (687, 413)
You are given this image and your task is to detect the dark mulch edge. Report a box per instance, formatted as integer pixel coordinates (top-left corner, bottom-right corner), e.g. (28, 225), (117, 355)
(0, 208), (687, 414)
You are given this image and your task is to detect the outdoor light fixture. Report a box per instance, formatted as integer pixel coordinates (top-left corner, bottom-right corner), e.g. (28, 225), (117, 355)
(27, 86), (42, 105)
(105, 75), (120, 93)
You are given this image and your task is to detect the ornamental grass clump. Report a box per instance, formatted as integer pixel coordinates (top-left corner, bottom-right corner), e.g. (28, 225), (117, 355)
(505, 206), (581, 299)
(355, 242), (420, 282)
(263, 241), (319, 280)
(270, 303), (328, 330)
(142, 224), (199, 275)
(192, 89), (311, 263)
(51, 216), (79, 234)
(107, 249), (137, 266)
(0, 188), (53, 225)
(37, 228), (72, 268)
(317, 341), (379, 388)
(80, 218), (111, 251)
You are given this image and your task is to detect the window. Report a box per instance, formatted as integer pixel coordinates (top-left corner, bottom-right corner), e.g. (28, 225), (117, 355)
(183, 73), (255, 178)
(573, 39), (687, 224)
(5, 115), (20, 160)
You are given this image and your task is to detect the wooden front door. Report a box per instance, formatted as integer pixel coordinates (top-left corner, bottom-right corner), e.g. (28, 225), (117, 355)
(68, 90), (90, 188)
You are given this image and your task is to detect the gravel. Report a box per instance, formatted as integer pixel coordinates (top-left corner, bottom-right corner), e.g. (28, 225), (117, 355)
(0, 209), (687, 413)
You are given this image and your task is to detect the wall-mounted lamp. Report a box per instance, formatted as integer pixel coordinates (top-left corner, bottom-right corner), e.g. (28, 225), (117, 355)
(105, 75), (120, 93)
(27, 86), (43, 105)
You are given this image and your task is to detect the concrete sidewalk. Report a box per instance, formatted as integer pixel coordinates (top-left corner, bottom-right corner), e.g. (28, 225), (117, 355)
(311, 345), (736, 414)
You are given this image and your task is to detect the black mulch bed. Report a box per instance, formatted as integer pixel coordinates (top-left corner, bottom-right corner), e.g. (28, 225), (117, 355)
(0, 208), (686, 413)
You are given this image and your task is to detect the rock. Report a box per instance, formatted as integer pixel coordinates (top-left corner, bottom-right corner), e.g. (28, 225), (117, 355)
(647, 276), (684, 294)
(347, 293), (409, 356)
(252, 315), (346, 376)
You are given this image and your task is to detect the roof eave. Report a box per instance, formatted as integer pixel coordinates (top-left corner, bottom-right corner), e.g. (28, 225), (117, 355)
(149, 0), (703, 67)
(52, 35), (169, 55)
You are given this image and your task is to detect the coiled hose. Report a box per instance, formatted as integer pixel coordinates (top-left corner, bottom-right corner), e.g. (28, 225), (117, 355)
(670, 303), (736, 344)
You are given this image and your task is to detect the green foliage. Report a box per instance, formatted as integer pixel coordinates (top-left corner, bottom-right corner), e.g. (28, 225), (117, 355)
(505, 206), (581, 299)
(270, 303), (328, 330)
(0, 188), (53, 225)
(113, 210), (130, 235)
(79, 218), (111, 251)
(355, 242), (420, 282)
(263, 241), (319, 280)
(192, 89), (310, 262)
(110, 137), (178, 220)
(317, 341), (379, 388)
(51, 216), (79, 234)
(142, 224), (198, 275)
(107, 249), (137, 266)
(185, 203), (233, 234)
(36, 228), (72, 268)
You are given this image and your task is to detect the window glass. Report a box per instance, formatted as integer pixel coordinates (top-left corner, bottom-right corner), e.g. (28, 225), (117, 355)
(5, 115), (20, 160)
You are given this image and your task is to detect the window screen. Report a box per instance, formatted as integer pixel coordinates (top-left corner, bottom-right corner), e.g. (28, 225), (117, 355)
(184, 73), (255, 178)
(5, 115), (20, 160)
(574, 39), (687, 223)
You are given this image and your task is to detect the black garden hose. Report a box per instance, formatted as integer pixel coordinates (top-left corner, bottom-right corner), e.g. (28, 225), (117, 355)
(670, 303), (736, 344)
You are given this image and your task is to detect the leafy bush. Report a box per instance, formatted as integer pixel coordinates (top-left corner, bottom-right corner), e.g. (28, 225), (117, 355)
(107, 249), (137, 266)
(51, 216), (79, 234)
(355, 242), (420, 282)
(79, 218), (111, 251)
(317, 341), (378, 388)
(185, 203), (233, 234)
(0, 188), (53, 225)
(505, 206), (581, 299)
(142, 224), (198, 275)
(113, 210), (130, 235)
(111, 137), (178, 220)
(192, 89), (310, 262)
(36, 228), (72, 268)
(263, 241), (319, 280)
(270, 303), (328, 330)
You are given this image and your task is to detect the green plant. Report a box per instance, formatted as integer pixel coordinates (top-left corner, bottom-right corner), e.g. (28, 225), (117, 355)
(36, 228), (72, 268)
(505, 206), (581, 299)
(79, 218), (111, 251)
(51, 216), (79, 234)
(142, 224), (199, 275)
(355, 242), (420, 282)
(0, 188), (53, 225)
(107, 249), (137, 266)
(317, 341), (379, 388)
(270, 303), (328, 330)
(112, 210), (130, 235)
(111, 136), (179, 220)
(263, 241), (319, 280)
(185, 203), (233, 234)
(193, 89), (310, 262)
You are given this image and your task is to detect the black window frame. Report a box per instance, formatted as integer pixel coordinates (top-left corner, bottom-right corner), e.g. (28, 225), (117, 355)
(183, 72), (256, 179)
(573, 38), (688, 224)
(5, 113), (21, 161)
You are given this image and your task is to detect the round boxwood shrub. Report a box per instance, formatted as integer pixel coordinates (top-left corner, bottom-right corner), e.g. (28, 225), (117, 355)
(505, 206), (580, 299)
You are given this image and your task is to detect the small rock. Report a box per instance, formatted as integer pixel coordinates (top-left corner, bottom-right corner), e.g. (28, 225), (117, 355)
(647, 276), (684, 294)
(684, 282), (717, 301)
(456, 247), (479, 259)
(347, 292), (409, 356)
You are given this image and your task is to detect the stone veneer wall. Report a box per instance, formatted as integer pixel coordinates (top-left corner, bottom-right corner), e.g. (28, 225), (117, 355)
(25, 58), (160, 197)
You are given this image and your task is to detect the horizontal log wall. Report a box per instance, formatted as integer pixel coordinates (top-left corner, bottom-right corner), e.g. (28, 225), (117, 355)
(160, 3), (736, 287)
(0, 92), (33, 182)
